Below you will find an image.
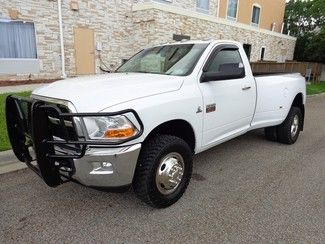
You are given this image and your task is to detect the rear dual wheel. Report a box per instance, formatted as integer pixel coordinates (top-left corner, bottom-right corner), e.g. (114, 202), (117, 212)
(265, 106), (302, 145)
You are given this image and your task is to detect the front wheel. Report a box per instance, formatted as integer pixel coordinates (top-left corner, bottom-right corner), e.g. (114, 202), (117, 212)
(133, 135), (193, 208)
(277, 107), (302, 144)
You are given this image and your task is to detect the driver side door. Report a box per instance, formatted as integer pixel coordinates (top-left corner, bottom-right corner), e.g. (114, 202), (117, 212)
(199, 44), (256, 149)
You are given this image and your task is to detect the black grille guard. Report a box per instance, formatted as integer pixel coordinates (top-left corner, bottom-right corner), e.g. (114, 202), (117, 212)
(5, 95), (143, 187)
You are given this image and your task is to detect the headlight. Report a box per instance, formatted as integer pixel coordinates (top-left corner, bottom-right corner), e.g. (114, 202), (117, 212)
(83, 115), (139, 140)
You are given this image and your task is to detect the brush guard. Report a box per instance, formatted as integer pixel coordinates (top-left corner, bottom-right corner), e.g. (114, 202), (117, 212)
(5, 95), (143, 187)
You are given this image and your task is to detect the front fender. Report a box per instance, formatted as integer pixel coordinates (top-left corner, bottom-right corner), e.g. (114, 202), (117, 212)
(102, 87), (203, 152)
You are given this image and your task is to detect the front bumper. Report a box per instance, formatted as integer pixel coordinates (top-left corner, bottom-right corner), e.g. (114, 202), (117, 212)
(72, 144), (141, 188)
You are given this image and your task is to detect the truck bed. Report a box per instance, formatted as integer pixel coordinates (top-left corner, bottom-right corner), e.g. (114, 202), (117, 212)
(250, 72), (306, 130)
(253, 72), (299, 77)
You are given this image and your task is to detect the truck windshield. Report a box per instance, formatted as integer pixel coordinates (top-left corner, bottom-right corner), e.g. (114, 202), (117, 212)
(116, 43), (208, 76)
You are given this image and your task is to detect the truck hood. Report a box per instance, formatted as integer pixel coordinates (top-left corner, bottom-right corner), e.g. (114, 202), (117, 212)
(33, 73), (184, 112)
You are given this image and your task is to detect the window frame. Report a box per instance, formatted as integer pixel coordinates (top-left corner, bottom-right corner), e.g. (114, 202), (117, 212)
(226, 0), (239, 21)
(201, 44), (246, 82)
(251, 4), (261, 27)
(260, 46), (266, 61)
(242, 43), (252, 61)
(0, 18), (38, 60)
(153, 0), (173, 4)
(196, 0), (210, 13)
(116, 43), (209, 77)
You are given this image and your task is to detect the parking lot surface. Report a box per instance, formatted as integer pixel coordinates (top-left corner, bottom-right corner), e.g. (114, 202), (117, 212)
(1, 95), (324, 243)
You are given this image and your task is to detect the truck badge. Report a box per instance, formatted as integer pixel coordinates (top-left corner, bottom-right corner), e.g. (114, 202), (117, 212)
(206, 104), (216, 113)
(196, 106), (203, 114)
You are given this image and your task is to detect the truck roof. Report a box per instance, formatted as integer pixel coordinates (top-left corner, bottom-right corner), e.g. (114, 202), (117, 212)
(157, 39), (241, 47)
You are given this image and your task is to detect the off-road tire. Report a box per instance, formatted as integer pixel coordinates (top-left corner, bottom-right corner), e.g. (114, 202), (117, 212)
(133, 135), (193, 208)
(277, 107), (302, 145)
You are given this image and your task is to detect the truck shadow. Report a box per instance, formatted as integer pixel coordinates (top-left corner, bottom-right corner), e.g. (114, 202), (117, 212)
(58, 129), (270, 207)
(70, 129), (271, 206)
(1, 128), (276, 215)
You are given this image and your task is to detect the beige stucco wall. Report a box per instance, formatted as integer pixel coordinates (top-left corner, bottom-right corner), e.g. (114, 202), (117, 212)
(219, 0), (285, 33)
(0, 0), (294, 81)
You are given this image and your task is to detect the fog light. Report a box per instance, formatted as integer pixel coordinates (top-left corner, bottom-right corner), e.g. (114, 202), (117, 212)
(90, 162), (114, 175)
(102, 162), (112, 168)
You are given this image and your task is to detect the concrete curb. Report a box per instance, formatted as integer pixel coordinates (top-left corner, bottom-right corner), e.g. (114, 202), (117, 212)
(307, 92), (325, 98)
(0, 83), (47, 94)
(0, 150), (27, 175)
(0, 149), (15, 161)
(0, 163), (27, 175)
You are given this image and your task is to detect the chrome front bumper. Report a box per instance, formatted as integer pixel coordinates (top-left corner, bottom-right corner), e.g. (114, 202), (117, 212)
(72, 144), (141, 188)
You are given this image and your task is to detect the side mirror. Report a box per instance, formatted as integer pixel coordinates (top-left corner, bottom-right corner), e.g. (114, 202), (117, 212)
(200, 65), (245, 83)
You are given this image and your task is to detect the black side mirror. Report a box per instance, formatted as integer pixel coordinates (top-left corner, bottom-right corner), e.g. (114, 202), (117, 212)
(200, 66), (245, 83)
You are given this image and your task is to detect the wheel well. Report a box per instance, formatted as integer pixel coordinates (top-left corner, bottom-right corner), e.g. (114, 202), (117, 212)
(144, 120), (196, 153)
(292, 93), (305, 130)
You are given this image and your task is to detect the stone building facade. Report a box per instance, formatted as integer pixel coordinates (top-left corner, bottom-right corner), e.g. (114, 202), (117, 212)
(0, 0), (296, 81)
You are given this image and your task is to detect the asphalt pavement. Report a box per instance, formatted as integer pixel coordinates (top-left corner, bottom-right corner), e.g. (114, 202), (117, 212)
(0, 95), (324, 243)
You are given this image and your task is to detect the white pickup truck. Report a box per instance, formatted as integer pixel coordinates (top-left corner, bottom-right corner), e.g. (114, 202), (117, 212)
(6, 40), (306, 208)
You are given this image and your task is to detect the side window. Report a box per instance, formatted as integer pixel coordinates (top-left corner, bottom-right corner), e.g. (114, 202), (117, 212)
(206, 49), (243, 73)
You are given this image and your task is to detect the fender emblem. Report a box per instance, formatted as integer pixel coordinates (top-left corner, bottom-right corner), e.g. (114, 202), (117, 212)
(196, 106), (203, 114)
(206, 103), (216, 113)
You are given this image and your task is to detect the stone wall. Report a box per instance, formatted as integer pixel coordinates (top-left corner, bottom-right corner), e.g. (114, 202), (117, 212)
(0, 0), (62, 80)
(130, 7), (296, 62)
(136, 0), (219, 16)
(0, 0), (296, 81)
(0, 0), (135, 81)
(59, 0), (134, 75)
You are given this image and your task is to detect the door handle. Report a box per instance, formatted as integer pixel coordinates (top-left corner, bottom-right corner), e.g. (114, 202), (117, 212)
(242, 86), (251, 91)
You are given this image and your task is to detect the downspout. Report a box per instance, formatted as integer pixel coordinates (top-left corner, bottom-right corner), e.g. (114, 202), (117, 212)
(57, 0), (67, 78)
(217, 0), (221, 18)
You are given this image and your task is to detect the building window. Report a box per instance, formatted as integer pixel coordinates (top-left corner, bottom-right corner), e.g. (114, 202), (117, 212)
(154, 0), (173, 3)
(0, 21), (37, 59)
(197, 0), (209, 12)
(251, 5), (261, 26)
(227, 0), (238, 20)
(260, 47), (266, 61)
(243, 44), (252, 61)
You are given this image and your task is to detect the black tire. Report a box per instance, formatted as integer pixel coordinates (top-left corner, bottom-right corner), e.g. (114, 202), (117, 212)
(133, 135), (193, 208)
(277, 107), (302, 145)
(264, 126), (278, 141)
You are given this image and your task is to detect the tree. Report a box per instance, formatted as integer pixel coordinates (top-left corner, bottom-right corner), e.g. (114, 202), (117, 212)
(284, 0), (325, 63)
